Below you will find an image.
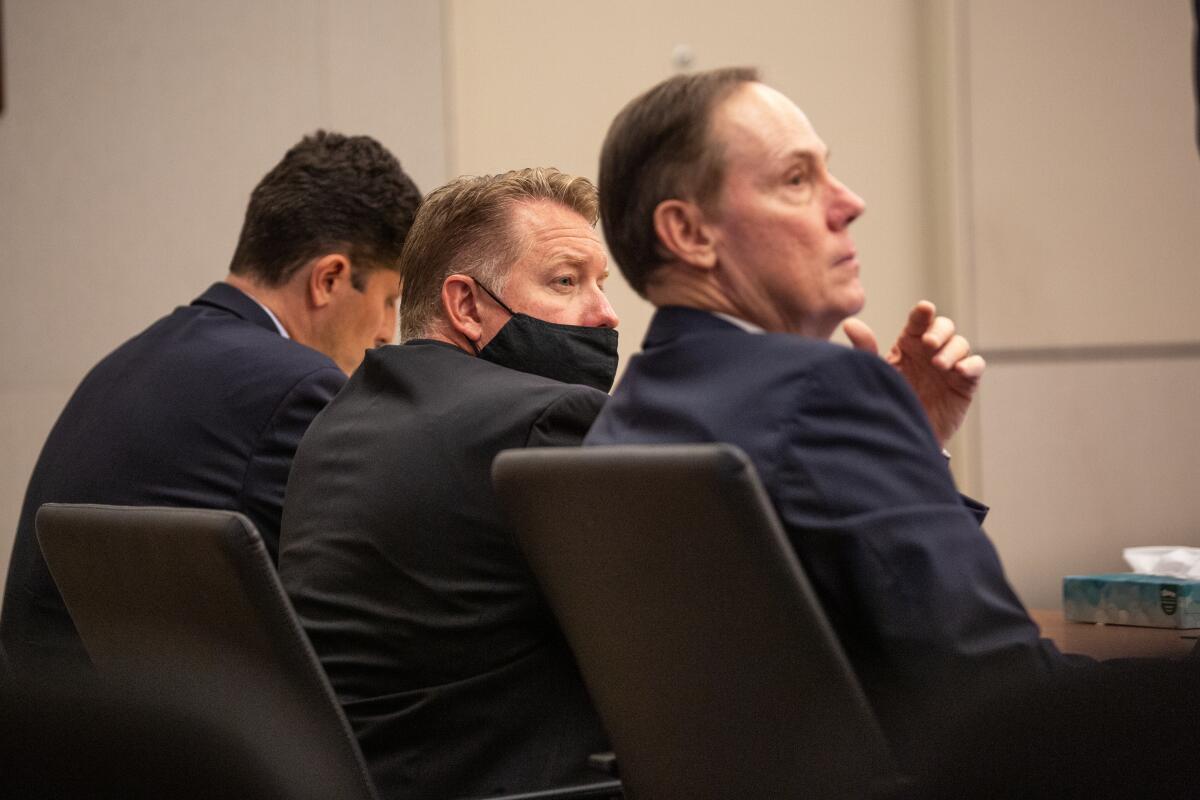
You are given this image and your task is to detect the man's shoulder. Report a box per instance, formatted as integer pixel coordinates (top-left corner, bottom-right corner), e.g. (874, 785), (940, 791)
(323, 343), (604, 453)
(610, 322), (919, 445)
(650, 316), (886, 384)
(735, 334), (923, 421)
(79, 299), (343, 416)
(494, 361), (608, 405)
(366, 341), (606, 406)
(166, 299), (339, 376)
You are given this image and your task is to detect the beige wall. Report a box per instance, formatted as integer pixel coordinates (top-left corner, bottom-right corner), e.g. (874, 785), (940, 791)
(447, 0), (1200, 609)
(3, 0), (1197, 612)
(963, 0), (1200, 606)
(979, 357), (1200, 606)
(446, 0), (938, 387)
(0, 0), (447, 593)
(967, 0), (1200, 349)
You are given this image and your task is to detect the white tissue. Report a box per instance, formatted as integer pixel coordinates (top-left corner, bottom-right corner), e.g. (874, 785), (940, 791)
(1122, 546), (1200, 580)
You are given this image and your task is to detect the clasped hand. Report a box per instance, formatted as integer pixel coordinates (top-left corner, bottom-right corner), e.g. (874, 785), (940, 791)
(842, 301), (985, 447)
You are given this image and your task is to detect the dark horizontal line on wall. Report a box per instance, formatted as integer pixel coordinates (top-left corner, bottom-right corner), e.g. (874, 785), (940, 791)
(980, 341), (1200, 364)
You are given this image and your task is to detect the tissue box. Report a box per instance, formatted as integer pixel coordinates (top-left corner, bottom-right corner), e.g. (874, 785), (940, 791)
(1063, 574), (1200, 628)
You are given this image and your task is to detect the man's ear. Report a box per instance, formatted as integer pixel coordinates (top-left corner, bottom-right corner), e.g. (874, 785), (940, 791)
(307, 254), (352, 308)
(653, 199), (718, 269)
(440, 274), (483, 346)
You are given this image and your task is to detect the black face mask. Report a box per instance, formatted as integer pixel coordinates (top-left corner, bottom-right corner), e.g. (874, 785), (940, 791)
(472, 280), (618, 393)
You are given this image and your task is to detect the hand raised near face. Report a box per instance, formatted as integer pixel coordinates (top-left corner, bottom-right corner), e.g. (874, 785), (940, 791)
(842, 301), (985, 448)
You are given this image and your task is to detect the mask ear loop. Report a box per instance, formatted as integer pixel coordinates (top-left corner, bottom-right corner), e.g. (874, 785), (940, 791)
(472, 277), (516, 316)
(468, 276), (514, 355)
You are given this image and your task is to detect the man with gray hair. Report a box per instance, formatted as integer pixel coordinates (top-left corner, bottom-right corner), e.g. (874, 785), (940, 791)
(588, 67), (1074, 760)
(278, 168), (618, 800)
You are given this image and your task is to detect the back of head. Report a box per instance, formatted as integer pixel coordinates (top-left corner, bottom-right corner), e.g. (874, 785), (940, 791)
(229, 131), (422, 287)
(398, 167), (597, 341)
(599, 67), (759, 295)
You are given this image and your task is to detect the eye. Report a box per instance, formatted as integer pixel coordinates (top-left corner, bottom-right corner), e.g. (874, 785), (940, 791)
(553, 275), (576, 288)
(786, 170), (810, 186)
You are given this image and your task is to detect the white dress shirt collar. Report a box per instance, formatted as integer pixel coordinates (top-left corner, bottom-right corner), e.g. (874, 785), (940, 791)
(238, 289), (290, 338)
(712, 312), (765, 334)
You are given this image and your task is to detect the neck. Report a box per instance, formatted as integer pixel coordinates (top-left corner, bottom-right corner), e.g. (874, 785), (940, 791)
(224, 272), (314, 342)
(644, 263), (837, 339)
(644, 268), (740, 318)
(417, 320), (477, 355)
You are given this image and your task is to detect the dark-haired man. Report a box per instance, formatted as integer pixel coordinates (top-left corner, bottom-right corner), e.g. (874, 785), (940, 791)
(280, 168), (617, 800)
(587, 68), (1073, 757)
(1, 131), (421, 678)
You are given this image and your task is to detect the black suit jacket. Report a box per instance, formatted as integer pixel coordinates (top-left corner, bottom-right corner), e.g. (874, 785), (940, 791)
(585, 307), (1072, 757)
(278, 340), (610, 800)
(1, 283), (345, 676)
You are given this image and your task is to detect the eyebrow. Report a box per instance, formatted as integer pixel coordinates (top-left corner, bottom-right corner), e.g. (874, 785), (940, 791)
(543, 251), (595, 269)
(784, 148), (828, 166)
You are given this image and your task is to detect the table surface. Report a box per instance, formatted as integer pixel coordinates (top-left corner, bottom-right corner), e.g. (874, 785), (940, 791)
(1030, 608), (1198, 660)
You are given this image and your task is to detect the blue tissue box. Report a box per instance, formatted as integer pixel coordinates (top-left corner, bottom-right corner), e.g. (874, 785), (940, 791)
(1063, 574), (1200, 628)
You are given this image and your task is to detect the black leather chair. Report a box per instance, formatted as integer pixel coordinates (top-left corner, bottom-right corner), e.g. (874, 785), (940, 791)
(33, 503), (380, 800)
(493, 443), (900, 800)
(29, 504), (621, 800)
(1, 676), (328, 799)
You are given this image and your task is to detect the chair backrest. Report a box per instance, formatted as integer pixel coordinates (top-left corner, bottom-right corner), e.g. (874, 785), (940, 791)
(493, 444), (896, 800)
(35, 503), (378, 800)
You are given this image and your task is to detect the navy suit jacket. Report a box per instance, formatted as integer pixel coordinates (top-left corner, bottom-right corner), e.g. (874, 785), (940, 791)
(585, 307), (1070, 753)
(1, 283), (345, 677)
(280, 341), (610, 800)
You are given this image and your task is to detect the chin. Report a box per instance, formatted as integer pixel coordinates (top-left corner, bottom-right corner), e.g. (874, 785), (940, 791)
(841, 289), (866, 317)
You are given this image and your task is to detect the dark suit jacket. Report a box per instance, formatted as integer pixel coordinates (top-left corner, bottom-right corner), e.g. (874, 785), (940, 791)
(1, 283), (345, 676)
(585, 307), (1071, 756)
(278, 341), (610, 800)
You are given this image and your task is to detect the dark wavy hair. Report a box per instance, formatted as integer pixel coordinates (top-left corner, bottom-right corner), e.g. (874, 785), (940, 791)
(229, 131), (422, 288)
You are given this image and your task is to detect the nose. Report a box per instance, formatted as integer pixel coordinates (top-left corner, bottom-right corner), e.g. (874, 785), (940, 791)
(375, 309), (398, 347)
(828, 175), (865, 231)
(585, 288), (620, 329)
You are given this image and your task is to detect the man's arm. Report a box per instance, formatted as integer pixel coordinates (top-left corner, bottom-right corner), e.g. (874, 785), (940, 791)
(775, 348), (1065, 683)
(240, 365), (346, 561)
(526, 387), (608, 448)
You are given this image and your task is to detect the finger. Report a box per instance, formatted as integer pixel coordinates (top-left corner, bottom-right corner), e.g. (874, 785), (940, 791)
(953, 354), (986, 381)
(921, 315), (956, 351)
(842, 318), (879, 355)
(904, 301), (936, 337)
(933, 334), (971, 370)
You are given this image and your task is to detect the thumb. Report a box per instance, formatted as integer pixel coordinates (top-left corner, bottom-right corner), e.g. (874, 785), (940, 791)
(842, 318), (879, 355)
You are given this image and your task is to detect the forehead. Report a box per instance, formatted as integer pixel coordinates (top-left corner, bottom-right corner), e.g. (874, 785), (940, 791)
(507, 199), (605, 270)
(711, 82), (826, 173)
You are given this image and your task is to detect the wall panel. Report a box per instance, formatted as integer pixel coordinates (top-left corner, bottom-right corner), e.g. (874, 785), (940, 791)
(448, 0), (937, 385)
(0, 0), (446, 593)
(977, 356), (1200, 608)
(965, 0), (1200, 609)
(968, 0), (1200, 349)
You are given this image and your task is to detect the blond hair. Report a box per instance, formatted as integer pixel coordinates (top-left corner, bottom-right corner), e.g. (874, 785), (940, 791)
(398, 167), (598, 341)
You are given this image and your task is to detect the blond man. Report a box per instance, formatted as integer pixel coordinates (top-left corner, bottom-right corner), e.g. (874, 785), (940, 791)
(279, 168), (618, 800)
